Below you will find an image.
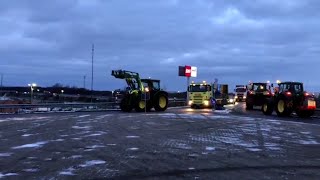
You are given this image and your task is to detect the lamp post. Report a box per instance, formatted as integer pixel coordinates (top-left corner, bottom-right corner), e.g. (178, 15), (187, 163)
(28, 83), (37, 104)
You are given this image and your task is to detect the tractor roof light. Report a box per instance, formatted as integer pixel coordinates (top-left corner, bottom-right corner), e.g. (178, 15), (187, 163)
(145, 87), (149, 92)
(276, 80), (281, 84)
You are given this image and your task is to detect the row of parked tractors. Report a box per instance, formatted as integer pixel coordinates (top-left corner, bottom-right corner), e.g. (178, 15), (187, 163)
(244, 81), (316, 118)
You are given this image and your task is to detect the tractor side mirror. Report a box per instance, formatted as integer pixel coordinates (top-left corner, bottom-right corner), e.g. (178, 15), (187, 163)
(271, 84), (274, 87)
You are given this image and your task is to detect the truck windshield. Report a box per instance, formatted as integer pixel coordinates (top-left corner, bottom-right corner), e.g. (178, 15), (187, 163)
(236, 88), (246, 92)
(189, 85), (211, 92)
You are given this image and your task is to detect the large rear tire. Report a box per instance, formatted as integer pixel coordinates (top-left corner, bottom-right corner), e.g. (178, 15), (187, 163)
(120, 96), (133, 112)
(154, 93), (168, 111)
(275, 98), (292, 117)
(262, 102), (273, 115)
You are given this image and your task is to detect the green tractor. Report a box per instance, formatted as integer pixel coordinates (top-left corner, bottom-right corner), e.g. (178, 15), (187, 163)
(262, 81), (316, 118)
(111, 70), (169, 112)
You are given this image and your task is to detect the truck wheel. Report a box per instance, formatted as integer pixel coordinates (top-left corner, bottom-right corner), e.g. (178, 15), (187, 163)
(120, 96), (133, 112)
(135, 100), (146, 112)
(275, 98), (291, 117)
(262, 102), (273, 115)
(154, 93), (168, 111)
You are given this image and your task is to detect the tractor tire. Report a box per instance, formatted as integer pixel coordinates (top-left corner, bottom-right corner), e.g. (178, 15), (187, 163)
(262, 102), (273, 115)
(154, 93), (168, 111)
(120, 96), (133, 112)
(246, 102), (253, 110)
(296, 110), (315, 118)
(275, 98), (292, 117)
(135, 100), (146, 112)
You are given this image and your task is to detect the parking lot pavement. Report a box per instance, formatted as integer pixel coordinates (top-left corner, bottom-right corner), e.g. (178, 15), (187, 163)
(0, 109), (320, 179)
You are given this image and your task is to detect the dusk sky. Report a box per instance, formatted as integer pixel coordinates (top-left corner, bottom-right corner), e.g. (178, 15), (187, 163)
(1, 0), (320, 92)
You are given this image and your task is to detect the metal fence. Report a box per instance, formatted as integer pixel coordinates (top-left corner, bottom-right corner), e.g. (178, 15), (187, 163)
(0, 100), (186, 114)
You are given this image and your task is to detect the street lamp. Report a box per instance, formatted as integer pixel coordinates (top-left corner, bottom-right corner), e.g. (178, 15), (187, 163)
(28, 83), (37, 104)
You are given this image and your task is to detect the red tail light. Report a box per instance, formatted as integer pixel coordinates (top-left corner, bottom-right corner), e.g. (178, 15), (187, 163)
(304, 92), (309, 96)
(285, 92), (292, 96)
(249, 91), (254, 94)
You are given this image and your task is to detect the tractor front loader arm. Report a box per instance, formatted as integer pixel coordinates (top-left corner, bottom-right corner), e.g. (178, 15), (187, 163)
(111, 70), (144, 92)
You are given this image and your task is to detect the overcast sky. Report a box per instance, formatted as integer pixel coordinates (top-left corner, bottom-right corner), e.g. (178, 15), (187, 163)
(1, 0), (320, 92)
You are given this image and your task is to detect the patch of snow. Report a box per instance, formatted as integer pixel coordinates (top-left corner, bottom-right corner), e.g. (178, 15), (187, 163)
(70, 155), (82, 159)
(85, 145), (105, 149)
(22, 134), (36, 137)
(72, 126), (91, 130)
(44, 158), (52, 161)
(107, 144), (116, 146)
(127, 147), (139, 151)
(78, 115), (90, 118)
(188, 167), (195, 170)
(301, 132), (311, 135)
(0, 173), (18, 178)
(79, 160), (106, 167)
(59, 168), (76, 176)
(126, 136), (140, 138)
(266, 146), (282, 151)
(0, 153), (12, 157)
(205, 147), (215, 151)
(12, 141), (48, 149)
(23, 169), (39, 172)
(247, 148), (262, 152)
(299, 140), (319, 145)
(51, 139), (64, 142)
(85, 133), (103, 137)
(214, 109), (231, 114)
(71, 138), (82, 140)
(84, 149), (94, 152)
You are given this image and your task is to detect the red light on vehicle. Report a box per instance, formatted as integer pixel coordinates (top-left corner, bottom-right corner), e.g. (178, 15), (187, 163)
(249, 91), (254, 94)
(304, 92), (309, 96)
(286, 92), (292, 96)
(266, 92), (270, 95)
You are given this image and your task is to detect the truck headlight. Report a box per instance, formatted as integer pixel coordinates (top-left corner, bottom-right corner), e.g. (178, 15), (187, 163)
(229, 99), (234, 103)
(235, 96), (238, 99)
(188, 100), (193, 106)
(203, 100), (209, 106)
(243, 96), (246, 99)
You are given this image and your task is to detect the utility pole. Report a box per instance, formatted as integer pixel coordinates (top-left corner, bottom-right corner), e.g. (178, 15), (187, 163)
(91, 44), (94, 103)
(83, 75), (86, 89)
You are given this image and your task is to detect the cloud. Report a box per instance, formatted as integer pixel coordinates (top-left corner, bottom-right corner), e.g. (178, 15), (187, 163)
(0, 0), (319, 92)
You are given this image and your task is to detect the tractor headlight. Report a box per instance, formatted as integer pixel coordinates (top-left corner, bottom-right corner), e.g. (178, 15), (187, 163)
(188, 100), (193, 106)
(203, 100), (209, 106)
(229, 99), (234, 103)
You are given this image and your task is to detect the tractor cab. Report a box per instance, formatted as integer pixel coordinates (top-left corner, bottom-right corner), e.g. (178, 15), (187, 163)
(141, 79), (161, 92)
(246, 82), (272, 109)
(262, 81), (316, 118)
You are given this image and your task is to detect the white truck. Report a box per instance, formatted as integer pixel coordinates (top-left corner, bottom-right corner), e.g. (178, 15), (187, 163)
(234, 85), (247, 102)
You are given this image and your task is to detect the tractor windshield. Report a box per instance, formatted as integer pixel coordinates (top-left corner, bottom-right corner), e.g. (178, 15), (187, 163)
(189, 84), (211, 92)
(280, 83), (303, 93)
(253, 84), (267, 91)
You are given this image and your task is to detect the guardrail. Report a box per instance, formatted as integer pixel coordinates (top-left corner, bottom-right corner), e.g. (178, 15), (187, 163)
(0, 100), (186, 114)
